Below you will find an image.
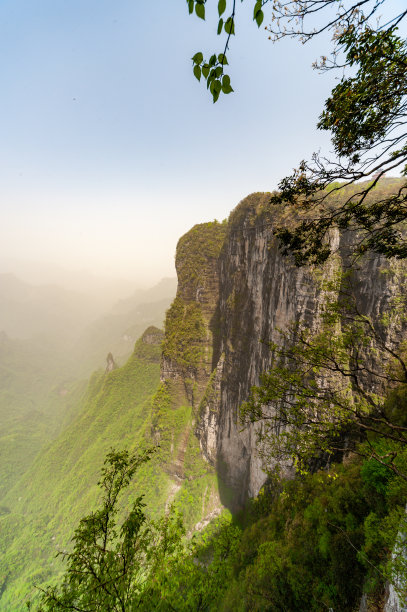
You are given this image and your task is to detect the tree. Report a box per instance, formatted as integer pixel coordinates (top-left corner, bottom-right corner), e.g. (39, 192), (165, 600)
(188, 1), (407, 262)
(33, 448), (184, 612)
(240, 270), (407, 480)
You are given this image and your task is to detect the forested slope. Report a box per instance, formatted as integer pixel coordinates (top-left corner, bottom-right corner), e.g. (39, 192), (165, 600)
(0, 326), (222, 610)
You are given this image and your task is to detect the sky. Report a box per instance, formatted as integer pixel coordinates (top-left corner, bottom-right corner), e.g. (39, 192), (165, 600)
(0, 0), (404, 289)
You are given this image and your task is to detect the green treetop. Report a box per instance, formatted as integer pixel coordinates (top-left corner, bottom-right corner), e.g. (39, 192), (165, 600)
(187, 1), (407, 263)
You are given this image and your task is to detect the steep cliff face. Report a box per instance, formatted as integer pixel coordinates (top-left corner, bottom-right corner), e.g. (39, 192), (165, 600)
(162, 192), (407, 510)
(161, 221), (227, 404)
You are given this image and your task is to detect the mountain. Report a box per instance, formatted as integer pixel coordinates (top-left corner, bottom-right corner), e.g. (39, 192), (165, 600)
(110, 277), (177, 315)
(161, 186), (407, 509)
(0, 273), (175, 352)
(2, 180), (407, 610)
(0, 331), (86, 504)
(0, 273), (107, 343)
(0, 326), (222, 610)
(71, 277), (177, 373)
(0, 275), (176, 504)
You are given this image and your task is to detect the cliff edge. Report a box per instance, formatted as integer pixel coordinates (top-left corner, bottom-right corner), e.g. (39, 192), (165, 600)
(161, 188), (407, 510)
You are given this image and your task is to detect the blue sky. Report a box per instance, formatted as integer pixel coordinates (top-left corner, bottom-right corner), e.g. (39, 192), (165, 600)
(0, 0), (403, 287)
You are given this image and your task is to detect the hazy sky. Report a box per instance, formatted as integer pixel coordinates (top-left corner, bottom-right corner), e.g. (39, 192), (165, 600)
(0, 1), (404, 287)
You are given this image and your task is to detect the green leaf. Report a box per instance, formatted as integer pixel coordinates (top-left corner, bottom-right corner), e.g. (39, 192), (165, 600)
(255, 9), (264, 27)
(209, 54), (217, 67)
(211, 79), (222, 102)
(224, 17), (235, 35)
(188, 0), (194, 15)
(221, 83), (233, 94)
(195, 2), (205, 20)
(253, 1), (262, 19)
(207, 69), (215, 88)
(202, 64), (210, 79)
(213, 79), (222, 93)
(193, 65), (201, 81)
(192, 52), (203, 64)
(218, 53), (228, 65)
(209, 68), (216, 78)
(217, 18), (223, 35)
(222, 74), (230, 87)
(218, 0), (226, 16)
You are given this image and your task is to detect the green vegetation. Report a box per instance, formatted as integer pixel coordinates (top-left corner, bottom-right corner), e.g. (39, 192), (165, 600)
(176, 221), (227, 291)
(0, 333), (86, 504)
(0, 321), (221, 610)
(0, 340), (161, 610)
(162, 298), (206, 372)
(132, 326), (164, 363)
(163, 220), (227, 385)
(33, 448), (185, 612)
(4, 186), (407, 609)
(241, 265), (407, 485)
(200, 449), (407, 611)
(187, 1), (407, 264)
(0, 275), (176, 511)
(32, 434), (407, 610)
(132, 372), (406, 610)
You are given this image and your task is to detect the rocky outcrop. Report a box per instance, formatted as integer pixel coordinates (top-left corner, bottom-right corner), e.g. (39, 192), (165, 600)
(141, 326), (164, 346)
(161, 221), (227, 406)
(161, 191), (407, 510)
(105, 352), (117, 373)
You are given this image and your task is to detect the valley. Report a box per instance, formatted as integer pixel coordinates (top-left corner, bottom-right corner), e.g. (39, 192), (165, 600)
(1, 181), (407, 610)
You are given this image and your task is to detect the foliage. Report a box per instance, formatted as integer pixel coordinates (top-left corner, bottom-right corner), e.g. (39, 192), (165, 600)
(223, 454), (407, 611)
(0, 333), (87, 504)
(162, 297), (206, 373)
(32, 448), (185, 612)
(26, 446), (407, 611)
(187, 1), (407, 262)
(140, 515), (241, 611)
(0, 328), (220, 610)
(241, 268), (407, 478)
(132, 326), (164, 363)
(0, 342), (162, 610)
(151, 381), (190, 463)
(271, 23), (407, 264)
(175, 221), (227, 291)
(127, 451), (407, 611)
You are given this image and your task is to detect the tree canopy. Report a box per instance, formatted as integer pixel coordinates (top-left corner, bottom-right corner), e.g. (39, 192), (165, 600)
(32, 448), (184, 612)
(188, 1), (407, 263)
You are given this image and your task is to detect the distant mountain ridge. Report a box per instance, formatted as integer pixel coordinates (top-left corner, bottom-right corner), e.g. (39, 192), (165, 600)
(72, 277), (177, 373)
(0, 273), (103, 342)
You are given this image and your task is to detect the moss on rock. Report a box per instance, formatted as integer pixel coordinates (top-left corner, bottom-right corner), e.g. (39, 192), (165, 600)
(162, 297), (206, 373)
(176, 220), (227, 293)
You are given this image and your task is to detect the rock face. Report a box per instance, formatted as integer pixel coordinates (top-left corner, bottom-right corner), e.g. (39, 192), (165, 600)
(141, 326), (164, 346)
(105, 352), (117, 373)
(161, 193), (407, 510)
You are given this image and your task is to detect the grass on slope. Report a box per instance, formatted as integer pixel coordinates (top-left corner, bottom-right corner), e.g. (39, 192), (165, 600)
(0, 339), (161, 610)
(0, 333), (222, 610)
(0, 333), (86, 504)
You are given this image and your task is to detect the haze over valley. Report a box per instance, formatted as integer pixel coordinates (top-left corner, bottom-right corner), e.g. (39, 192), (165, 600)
(0, 269), (176, 510)
(2, 0), (407, 610)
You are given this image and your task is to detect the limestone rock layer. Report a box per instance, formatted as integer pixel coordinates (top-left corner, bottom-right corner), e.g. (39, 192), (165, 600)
(161, 192), (407, 510)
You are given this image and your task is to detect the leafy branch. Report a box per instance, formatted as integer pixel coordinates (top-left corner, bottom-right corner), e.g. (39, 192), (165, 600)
(241, 271), (407, 479)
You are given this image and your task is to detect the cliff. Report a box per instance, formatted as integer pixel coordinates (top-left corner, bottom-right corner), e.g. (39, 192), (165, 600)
(161, 189), (407, 511)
